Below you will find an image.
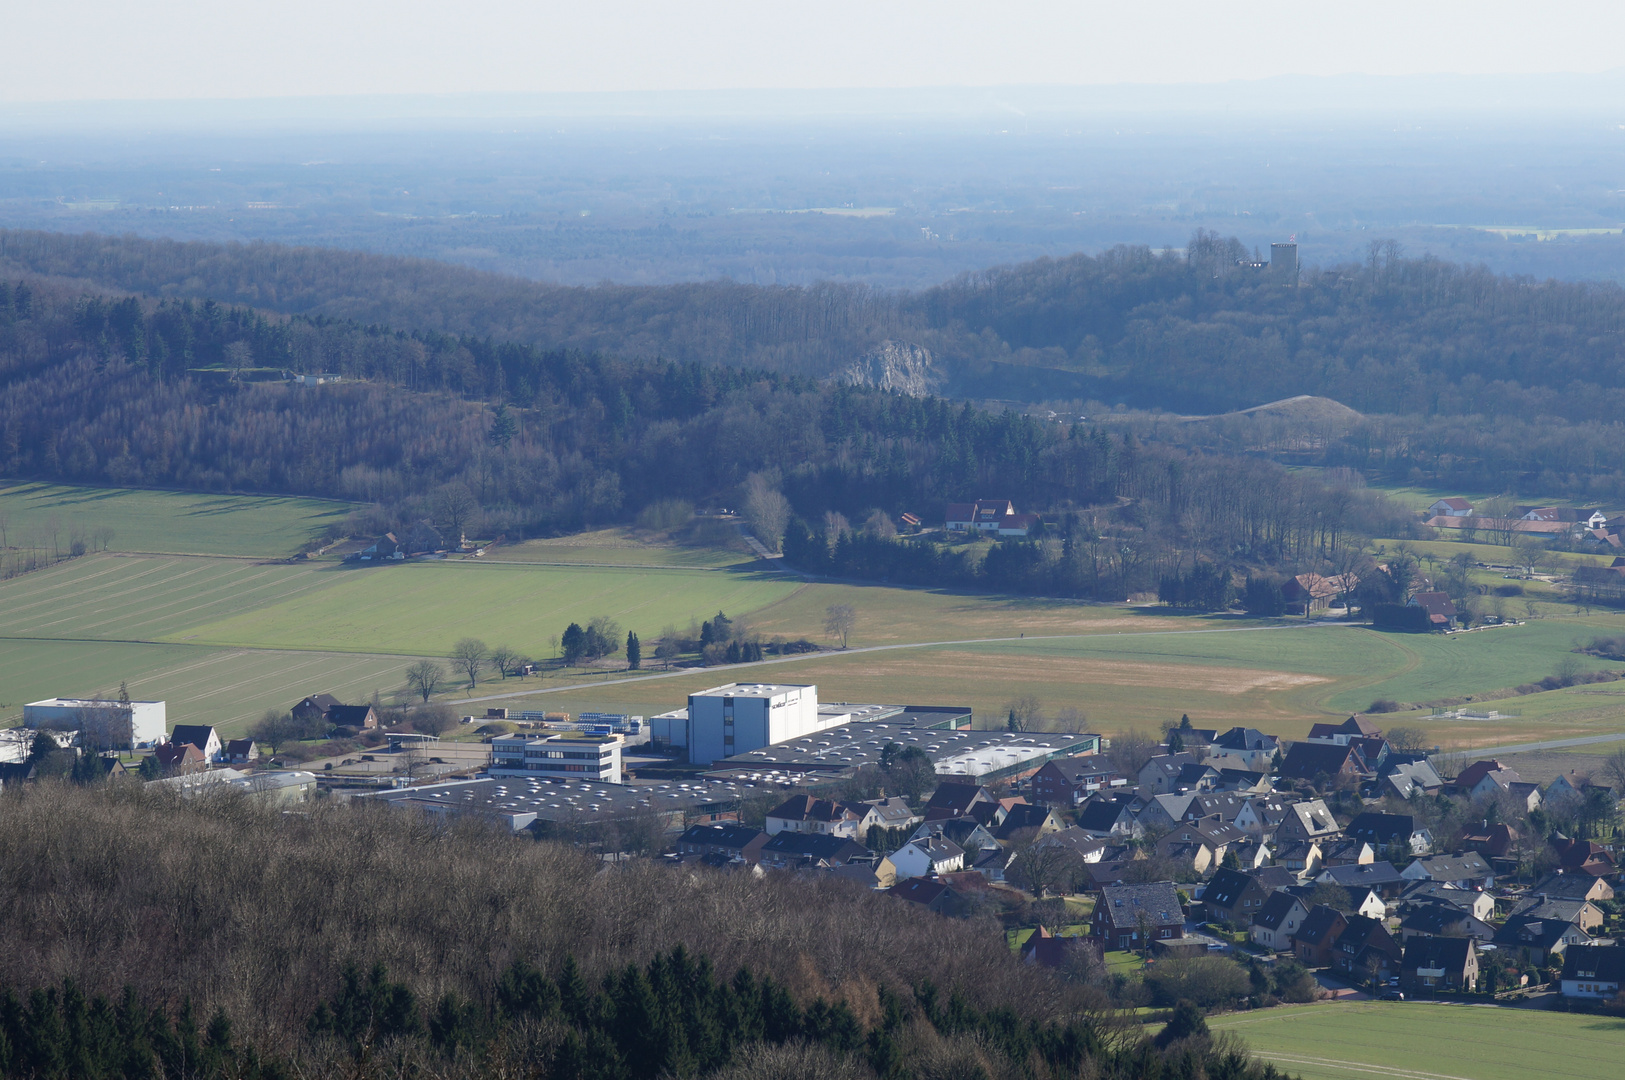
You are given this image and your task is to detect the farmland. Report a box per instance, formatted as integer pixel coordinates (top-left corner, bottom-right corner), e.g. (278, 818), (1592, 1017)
(1208, 1001), (1625, 1080)
(0, 481), (351, 557)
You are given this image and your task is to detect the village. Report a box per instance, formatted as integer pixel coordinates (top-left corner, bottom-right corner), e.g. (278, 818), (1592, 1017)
(9, 679), (1625, 1017)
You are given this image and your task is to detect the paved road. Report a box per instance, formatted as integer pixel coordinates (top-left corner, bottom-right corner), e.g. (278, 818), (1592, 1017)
(456, 621), (1351, 706)
(1462, 732), (1625, 756)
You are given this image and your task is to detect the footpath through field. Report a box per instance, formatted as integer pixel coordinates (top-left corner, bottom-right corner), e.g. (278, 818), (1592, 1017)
(456, 621), (1354, 705)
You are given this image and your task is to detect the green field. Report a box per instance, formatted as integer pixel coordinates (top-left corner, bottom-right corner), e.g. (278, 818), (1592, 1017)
(0, 638), (415, 734)
(1211, 1001), (1625, 1080)
(0, 481), (350, 557)
(493, 527), (756, 568)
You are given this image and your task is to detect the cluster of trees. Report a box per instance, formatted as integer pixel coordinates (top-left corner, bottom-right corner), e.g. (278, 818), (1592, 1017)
(561, 618), (624, 667)
(0, 782), (1297, 1080)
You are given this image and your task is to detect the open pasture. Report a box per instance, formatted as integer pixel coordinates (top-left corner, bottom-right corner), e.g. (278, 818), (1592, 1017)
(0, 481), (350, 557)
(0, 554), (345, 641)
(492, 526), (756, 568)
(1208, 1001), (1625, 1080)
(0, 638), (415, 735)
(167, 559), (806, 656)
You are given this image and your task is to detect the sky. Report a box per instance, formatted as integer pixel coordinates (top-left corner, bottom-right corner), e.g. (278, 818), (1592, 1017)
(6, 0), (1625, 103)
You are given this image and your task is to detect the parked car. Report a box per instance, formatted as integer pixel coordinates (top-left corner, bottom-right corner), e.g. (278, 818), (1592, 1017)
(1381, 991), (1405, 1001)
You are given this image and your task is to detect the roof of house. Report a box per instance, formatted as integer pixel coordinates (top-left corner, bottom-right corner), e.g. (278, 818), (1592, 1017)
(907, 837), (966, 862)
(296, 693), (342, 712)
(1561, 945), (1625, 984)
(1320, 861), (1403, 888)
(327, 704), (375, 727)
(1397, 901), (1473, 937)
(887, 878), (950, 906)
(1410, 591), (1458, 621)
(1253, 890), (1306, 931)
(1280, 741), (1362, 780)
(1099, 881), (1183, 925)
(768, 795), (859, 824)
(1453, 760), (1507, 790)
(1496, 914), (1590, 950)
(1433, 498), (1472, 511)
(1400, 881), (1481, 909)
(860, 797), (917, 824)
(1076, 798), (1134, 832)
(154, 742), (205, 767)
(223, 738), (256, 756)
(1147, 792), (1199, 821)
(1214, 727), (1279, 751)
(1407, 853), (1490, 881)
(926, 781), (993, 815)
(170, 724), (216, 750)
(759, 832), (870, 861)
(1284, 798), (1342, 835)
(1529, 872), (1609, 900)
(995, 803), (1058, 839)
(1307, 716), (1384, 740)
(678, 823), (768, 851)
(1346, 812), (1418, 845)
(1294, 905), (1346, 945)
(1336, 914), (1391, 953)
(1201, 867), (1254, 910)
(1510, 896), (1596, 923)
(1402, 935), (1475, 973)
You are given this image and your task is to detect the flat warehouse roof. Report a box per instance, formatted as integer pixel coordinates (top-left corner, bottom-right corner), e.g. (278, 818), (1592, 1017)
(368, 775), (792, 824)
(708, 720), (1092, 773)
(690, 683), (813, 699)
(26, 698), (161, 707)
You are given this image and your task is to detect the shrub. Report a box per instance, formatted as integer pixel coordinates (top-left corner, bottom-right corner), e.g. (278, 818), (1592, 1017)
(1143, 957), (1249, 1009)
(1366, 699), (1400, 713)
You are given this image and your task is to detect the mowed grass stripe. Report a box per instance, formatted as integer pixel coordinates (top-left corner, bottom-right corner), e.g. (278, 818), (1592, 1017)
(167, 561), (805, 656)
(0, 556), (350, 641)
(1209, 1002), (1625, 1080)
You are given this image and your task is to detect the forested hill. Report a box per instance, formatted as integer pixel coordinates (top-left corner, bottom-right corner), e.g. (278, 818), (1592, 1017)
(7, 227), (1625, 421)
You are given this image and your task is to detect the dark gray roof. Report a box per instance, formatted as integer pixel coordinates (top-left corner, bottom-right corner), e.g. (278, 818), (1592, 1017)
(1077, 798), (1134, 832)
(761, 832), (870, 861)
(1528, 872), (1607, 900)
(1201, 867), (1253, 909)
(1402, 936), (1474, 973)
(1100, 881), (1183, 925)
(1407, 853), (1490, 880)
(1214, 727), (1277, 751)
(1253, 891), (1305, 930)
(678, 823), (766, 850)
(1294, 905), (1345, 944)
(170, 724), (216, 750)
(1561, 944), (1625, 983)
(1320, 861), (1403, 888)
(1347, 813), (1417, 844)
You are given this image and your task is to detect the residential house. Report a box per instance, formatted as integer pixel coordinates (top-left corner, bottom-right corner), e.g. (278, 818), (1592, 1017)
(1020, 927), (1097, 969)
(1138, 754), (1200, 795)
(1560, 944), (1625, 1000)
(1279, 741), (1369, 785)
(1408, 591), (1459, 628)
(925, 781), (1001, 822)
(1550, 834), (1618, 877)
(1215, 768), (1273, 794)
(1453, 822), (1519, 860)
(327, 704), (379, 730)
(221, 738), (258, 764)
(1330, 915), (1403, 984)
(1138, 793), (1199, 832)
(292, 693), (343, 719)
(169, 724), (222, 762)
(1451, 759), (1509, 793)
(1317, 861), (1406, 899)
(1395, 900), (1495, 943)
(1292, 905), (1348, 966)
(153, 742), (206, 773)
(1275, 799), (1343, 844)
(1548, 771), (1620, 803)
(909, 818), (1002, 863)
(852, 797), (920, 836)
(1382, 759), (1443, 800)
(1174, 762), (1221, 792)
(1398, 880), (1496, 922)
(1508, 895), (1605, 934)
(1275, 840), (1324, 880)
(887, 878), (954, 913)
(1343, 886), (1389, 921)
(1345, 812), (1433, 856)
(1230, 837), (1272, 870)
(944, 499), (1039, 536)
(1076, 795), (1143, 839)
(1203, 866), (1295, 927)
(1427, 498), (1474, 517)
(677, 823), (770, 864)
(1401, 853), (1494, 890)
(1281, 572), (1359, 614)
(1305, 715), (1384, 743)
(757, 833), (872, 870)
(890, 837), (966, 880)
(1494, 914), (1593, 966)
(1251, 891), (1311, 952)
(1400, 937), (1479, 994)
(1207, 727), (1281, 771)
(993, 804), (1066, 843)
(765, 795), (863, 838)
(1155, 817), (1248, 876)
(1092, 882), (1185, 951)
(1030, 756), (1124, 807)
(1528, 871), (1614, 904)
(1319, 837), (1376, 868)
(1185, 793), (1261, 832)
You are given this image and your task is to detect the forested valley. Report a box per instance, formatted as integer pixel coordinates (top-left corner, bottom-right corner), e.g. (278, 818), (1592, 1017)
(11, 227), (1625, 423)
(0, 273), (1414, 600)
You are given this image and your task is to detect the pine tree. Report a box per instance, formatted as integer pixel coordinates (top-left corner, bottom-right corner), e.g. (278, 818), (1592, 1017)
(626, 631), (641, 670)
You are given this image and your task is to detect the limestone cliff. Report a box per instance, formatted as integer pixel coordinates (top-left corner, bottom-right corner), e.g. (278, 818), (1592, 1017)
(829, 340), (944, 397)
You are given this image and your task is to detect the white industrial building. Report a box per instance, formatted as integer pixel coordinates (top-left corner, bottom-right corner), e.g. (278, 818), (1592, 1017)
(23, 698), (167, 749)
(489, 731), (623, 783)
(676, 683), (840, 765)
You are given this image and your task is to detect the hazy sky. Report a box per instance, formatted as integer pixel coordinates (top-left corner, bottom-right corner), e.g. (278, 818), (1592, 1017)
(7, 0), (1625, 102)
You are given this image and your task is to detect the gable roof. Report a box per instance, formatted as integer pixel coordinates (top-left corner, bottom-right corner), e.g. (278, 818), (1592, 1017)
(1201, 867), (1254, 909)
(1284, 798), (1341, 835)
(887, 878), (949, 906)
(1254, 890), (1306, 930)
(1280, 740), (1362, 780)
(1320, 861), (1403, 888)
(223, 738), (256, 756)
(907, 836), (966, 862)
(1402, 935), (1474, 973)
(760, 832), (869, 861)
(678, 823), (767, 851)
(1407, 853), (1490, 881)
(1214, 727), (1278, 751)
(926, 781), (993, 815)
(1561, 944), (1625, 983)
(1099, 881), (1183, 926)
(327, 704), (376, 727)
(1337, 914), (1391, 952)
(1346, 812), (1418, 845)
(1409, 591), (1458, 621)
(1529, 872), (1610, 900)
(296, 693), (342, 713)
(768, 794), (859, 824)
(170, 724), (216, 751)
(1294, 905), (1346, 945)
(1076, 797), (1135, 832)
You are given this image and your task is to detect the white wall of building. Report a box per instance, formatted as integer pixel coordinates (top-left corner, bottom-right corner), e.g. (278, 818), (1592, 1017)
(489, 733), (623, 783)
(24, 698), (167, 748)
(685, 684), (825, 764)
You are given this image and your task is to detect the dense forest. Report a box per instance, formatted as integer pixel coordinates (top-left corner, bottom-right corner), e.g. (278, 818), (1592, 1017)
(0, 275), (1413, 595)
(10, 227), (1625, 423)
(0, 783), (1288, 1080)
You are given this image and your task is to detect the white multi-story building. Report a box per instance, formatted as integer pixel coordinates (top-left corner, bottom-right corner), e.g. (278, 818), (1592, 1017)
(24, 698), (167, 748)
(683, 683), (831, 765)
(489, 732), (622, 783)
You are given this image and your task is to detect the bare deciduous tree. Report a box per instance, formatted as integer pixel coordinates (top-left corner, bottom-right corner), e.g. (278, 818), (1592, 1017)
(450, 638), (489, 689)
(434, 482), (479, 540)
(488, 644), (517, 680)
(743, 473), (791, 553)
(823, 604), (856, 648)
(405, 660), (446, 702)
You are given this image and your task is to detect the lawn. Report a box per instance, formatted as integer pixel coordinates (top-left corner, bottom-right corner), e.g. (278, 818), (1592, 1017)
(0, 638), (417, 736)
(0, 480), (351, 557)
(1209, 1001), (1625, 1080)
(166, 560), (806, 656)
(491, 526), (756, 569)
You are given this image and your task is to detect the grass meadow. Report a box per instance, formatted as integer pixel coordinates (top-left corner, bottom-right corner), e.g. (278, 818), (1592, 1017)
(1209, 1001), (1625, 1080)
(0, 481), (351, 557)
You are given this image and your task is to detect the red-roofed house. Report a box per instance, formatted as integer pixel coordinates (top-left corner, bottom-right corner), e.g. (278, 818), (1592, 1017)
(1408, 591), (1458, 627)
